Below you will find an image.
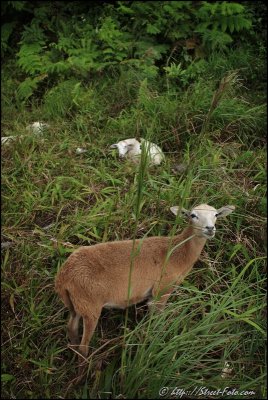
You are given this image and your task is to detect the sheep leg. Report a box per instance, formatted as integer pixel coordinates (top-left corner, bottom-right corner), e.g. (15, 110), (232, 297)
(77, 312), (100, 376)
(67, 311), (81, 346)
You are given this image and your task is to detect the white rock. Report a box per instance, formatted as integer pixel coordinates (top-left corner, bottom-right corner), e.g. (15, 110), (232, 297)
(76, 147), (87, 154)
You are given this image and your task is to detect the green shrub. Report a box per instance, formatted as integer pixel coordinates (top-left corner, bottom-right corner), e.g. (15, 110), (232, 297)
(1, 1), (255, 102)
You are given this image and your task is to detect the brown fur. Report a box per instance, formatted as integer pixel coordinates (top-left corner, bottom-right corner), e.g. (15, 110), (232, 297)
(55, 224), (207, 373)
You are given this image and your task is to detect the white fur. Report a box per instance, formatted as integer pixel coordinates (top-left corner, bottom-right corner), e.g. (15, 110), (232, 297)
(170, 204), (235, 239)
(110, 138), (164, 165)
(2, 122), (49, 145)
(26, 121), (50, 134)
(1, 136), (18, 144)
(140, 138), (164, 166)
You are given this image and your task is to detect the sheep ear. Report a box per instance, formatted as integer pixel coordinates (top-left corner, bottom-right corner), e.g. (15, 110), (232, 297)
(170, 206), (190, 217)
(110, 144), (118, 149)
(170, 206), (179, 216)
(216, 205), (235, 218)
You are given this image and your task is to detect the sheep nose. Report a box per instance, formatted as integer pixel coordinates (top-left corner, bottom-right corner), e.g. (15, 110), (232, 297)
(206, 226), (214, 231)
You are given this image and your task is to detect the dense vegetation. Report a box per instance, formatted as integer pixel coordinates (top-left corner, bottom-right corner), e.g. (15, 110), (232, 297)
(1, 1), (267, 399)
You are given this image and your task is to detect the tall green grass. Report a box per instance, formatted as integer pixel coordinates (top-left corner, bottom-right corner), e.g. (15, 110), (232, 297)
(1, 52), (266, 399)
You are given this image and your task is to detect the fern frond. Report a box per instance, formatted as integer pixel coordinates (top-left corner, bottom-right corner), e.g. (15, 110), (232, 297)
(17, 77), (39, 101)
(1, 22), (17, 55)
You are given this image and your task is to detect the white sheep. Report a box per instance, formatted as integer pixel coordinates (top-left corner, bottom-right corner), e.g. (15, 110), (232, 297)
(110, 138), (164, 165)
(1, 136), (18, 145)
(55, 203), (235, 375)
(2, 122), (50, 145)
(26, 121), (50, 134)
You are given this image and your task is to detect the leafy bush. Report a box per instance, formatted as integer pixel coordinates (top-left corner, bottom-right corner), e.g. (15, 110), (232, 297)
(1, 1), (256, 102)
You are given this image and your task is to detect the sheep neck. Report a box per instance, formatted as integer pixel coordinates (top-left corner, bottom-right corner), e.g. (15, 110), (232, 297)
(171, 225), (207, 274)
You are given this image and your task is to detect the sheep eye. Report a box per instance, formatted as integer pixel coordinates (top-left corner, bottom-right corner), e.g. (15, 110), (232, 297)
(190, 213), (197, 219)
(215, 213), (219, 217)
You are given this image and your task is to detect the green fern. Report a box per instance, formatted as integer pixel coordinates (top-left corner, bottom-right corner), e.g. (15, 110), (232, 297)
(198, 29), (233, 51)
(1, 22), (17, 55)
(196, 2), (252, 35)
(6, 1), (26, 11)
(3, 1), (254, 102)
(45, 61), (69, 75)
(17, 76), (41, 101)
(17, 43), (45, 74)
